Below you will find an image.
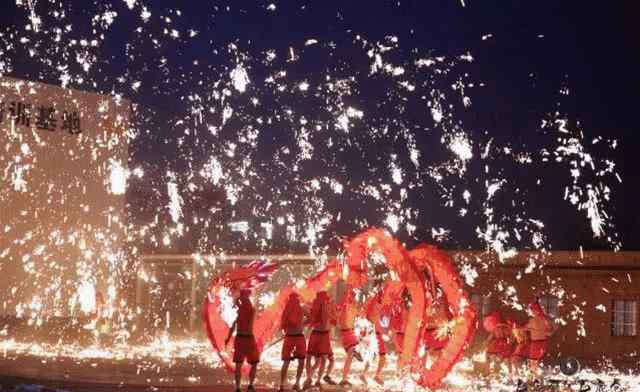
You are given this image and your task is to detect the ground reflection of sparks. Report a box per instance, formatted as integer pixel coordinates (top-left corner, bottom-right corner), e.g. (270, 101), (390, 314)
(1, 336), (638, 391)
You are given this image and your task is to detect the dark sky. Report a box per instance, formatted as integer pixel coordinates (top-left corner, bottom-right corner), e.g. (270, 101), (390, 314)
(2, 1), (639, 250)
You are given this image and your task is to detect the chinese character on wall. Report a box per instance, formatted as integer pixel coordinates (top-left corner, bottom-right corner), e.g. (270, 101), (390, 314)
(62, 110), (82, 134)
(0, 99), (82, 134)
(9, 101), (32, 127)
(35, 106), (57, 131)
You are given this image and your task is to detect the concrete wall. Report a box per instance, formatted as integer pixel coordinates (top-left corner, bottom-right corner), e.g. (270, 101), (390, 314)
(136, 250), (639, 367)
(134, 256), (320, 339)
(461, 251), (640, 367)
(0, 77), (130, 318)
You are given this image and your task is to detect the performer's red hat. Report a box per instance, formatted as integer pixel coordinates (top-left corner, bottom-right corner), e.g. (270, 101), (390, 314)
(284, 291), (303, 320)
(287, 291), (302, 307)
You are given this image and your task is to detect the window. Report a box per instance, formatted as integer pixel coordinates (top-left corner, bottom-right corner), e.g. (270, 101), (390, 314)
(538, 295), (559, 319)
(470, 293), (490, 320)
(612, 300), (637, 337)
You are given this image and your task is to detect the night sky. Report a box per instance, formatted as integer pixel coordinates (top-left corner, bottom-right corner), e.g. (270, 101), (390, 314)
(2, 1), (639, 251)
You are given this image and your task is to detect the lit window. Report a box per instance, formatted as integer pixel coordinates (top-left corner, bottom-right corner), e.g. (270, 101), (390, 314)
(612, 300), (637, 337)
(538, 295), (559, 319)
(470, 293), (490, 320)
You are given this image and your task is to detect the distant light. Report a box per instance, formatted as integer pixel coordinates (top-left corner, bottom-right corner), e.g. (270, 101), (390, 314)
(167, 176), (184, 224)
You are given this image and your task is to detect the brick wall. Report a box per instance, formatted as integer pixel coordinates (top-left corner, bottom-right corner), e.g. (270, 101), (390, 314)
(461, 251), (640, 367)
(137, 251), (640, 368)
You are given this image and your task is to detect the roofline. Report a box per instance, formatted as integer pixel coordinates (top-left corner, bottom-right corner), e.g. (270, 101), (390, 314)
(141, 250), (640, 258)
(0, 75), (132, 107)
(140, 249), (640, 267)
(141, 253), (319, 261)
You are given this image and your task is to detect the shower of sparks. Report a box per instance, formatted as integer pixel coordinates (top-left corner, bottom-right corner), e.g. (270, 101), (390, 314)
(167, 174), (184, 225)
(76, 280), (96, 314)
(0, 1), (629, 384)
(230, 63), (250, 93)
(109, 159), (127, 195)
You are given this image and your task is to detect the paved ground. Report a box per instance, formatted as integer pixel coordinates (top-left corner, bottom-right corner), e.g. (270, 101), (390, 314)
(0, 344), (420, 392)
(0, 371), (387, 392)
(0, 378), (389, 392)
(2, 343), (638, 392)
(0, 352), (266, 391)
(0, 374), (423, 392)
(1, 376), (219, 392)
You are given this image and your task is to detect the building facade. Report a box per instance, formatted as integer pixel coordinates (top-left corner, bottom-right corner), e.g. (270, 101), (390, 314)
(463, 250), (639, 368)
(136, 249), (639, 369)
(0, 77), (130, 317)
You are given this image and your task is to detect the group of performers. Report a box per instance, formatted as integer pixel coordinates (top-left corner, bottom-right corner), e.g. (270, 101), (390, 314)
(224, 282), (454, 392)
(483, 301), (554, 377)
(222, 283), (554, 392)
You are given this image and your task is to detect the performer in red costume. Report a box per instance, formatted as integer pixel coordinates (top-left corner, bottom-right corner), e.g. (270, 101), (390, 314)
(390, 291), (410, 356)
(225, 288), (260, 392)
(324, 299), (337, 386)
(203, 230), (476, 390)
(335, 288), (362, 386)
(483, 311), (513, 374)
(511, 319), (530, 377)
(523, 301), (553, 375)
(423, 290), (451, 364)
(279, 292), (307, 392)
(362, 291), (387, 386)
(304, 291), (334, 389)
(502, 318), (518, 377)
